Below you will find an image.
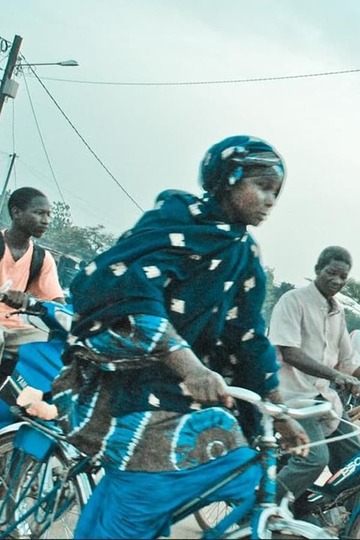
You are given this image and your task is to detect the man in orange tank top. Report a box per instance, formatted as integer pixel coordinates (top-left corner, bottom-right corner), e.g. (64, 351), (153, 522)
(0, 187), (64, 386)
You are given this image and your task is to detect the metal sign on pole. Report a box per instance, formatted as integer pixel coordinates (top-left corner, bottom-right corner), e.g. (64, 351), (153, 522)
(0, 34), (23, 117)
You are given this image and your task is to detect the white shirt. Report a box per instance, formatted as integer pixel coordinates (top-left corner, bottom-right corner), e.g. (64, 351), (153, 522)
(269, 282), (360, 433)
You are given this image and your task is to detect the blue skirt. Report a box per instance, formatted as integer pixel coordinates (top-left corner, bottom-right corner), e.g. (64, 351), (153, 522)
(74, 446), (261, 539)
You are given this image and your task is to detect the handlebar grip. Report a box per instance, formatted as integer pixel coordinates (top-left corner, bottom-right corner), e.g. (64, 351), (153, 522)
(227, 386), (334, 419)
(286, 400), (334, 419)
(227, 386), (262, 404)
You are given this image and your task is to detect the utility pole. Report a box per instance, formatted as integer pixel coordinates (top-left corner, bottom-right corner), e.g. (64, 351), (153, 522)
(0, 34), (22, 118)
(0, 153), (17, 215)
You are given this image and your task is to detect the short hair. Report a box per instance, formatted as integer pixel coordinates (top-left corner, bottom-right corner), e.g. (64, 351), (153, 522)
(8, 187), (47, 218)
(315, 246), (352, 271)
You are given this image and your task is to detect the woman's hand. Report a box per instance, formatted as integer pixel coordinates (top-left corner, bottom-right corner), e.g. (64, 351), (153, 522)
(181, 367), (233, 408)
(165, 348), (233, 408)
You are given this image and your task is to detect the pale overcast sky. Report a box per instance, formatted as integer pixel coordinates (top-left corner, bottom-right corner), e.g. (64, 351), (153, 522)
(1, 0), (360, 285)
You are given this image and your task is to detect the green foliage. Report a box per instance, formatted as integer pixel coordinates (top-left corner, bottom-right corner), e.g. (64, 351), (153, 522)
(47, 201), (73, 232)
(262, 267), (295, 326)
(342, 278), (360, 306)
(0, 190), (11, 230)
(344, 308), (360, 334)
(339, 278), (360, 333)
(43, 201), (116, 262)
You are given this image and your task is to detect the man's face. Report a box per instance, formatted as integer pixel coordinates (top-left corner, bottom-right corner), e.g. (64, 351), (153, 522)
(221, 171), (283, 226)
(14, 196), (51, 238)
(315, 259), (350, 299)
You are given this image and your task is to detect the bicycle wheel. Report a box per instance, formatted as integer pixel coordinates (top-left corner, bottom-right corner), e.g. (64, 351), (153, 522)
(347, 512), (360, 539)
(194, 505), (334, 539)
(194, 501), (236, 531)
(0, 430), (18, 498)
(0, 436), (93, 539)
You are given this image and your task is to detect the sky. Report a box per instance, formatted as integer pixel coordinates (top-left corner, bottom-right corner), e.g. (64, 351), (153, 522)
(1, 0), (360, 285)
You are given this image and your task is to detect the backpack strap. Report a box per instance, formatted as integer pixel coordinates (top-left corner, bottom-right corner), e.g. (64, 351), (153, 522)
(0, 232), (45, 291)
(25, 243), (46, 291)
(0, 231), (5, 259)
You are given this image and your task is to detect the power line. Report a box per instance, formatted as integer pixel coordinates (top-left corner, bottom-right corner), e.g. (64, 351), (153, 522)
(22, 72), (72, 218)
(11, 100), (17, 187)
(28, 67), (360, 87)
(20, 55), (144, 212)
(16, 157), (121, 231)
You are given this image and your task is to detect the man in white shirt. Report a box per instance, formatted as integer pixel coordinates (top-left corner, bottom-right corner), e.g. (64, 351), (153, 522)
(269, 245), (360, 503)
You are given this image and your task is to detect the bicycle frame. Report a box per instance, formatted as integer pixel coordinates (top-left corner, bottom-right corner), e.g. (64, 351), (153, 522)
(172, 401), (337, 539)
(0, 418), (96, 539)
(0, 386), (340, 539)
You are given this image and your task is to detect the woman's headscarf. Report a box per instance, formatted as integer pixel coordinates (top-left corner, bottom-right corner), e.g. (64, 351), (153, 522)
(199, 135), (285, 197)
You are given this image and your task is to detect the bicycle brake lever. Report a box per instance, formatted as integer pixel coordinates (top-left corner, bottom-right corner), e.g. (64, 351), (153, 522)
(5, 309), (25, 318)
(9, 404), (31, 418)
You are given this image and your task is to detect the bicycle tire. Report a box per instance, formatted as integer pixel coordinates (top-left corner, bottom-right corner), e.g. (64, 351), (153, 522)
(0, 430), (18, 498)
(347, 512), (360, 539)
(0, 430), (93, 539)
(194, 503), (335, 539)
(194, 501), (237, 531)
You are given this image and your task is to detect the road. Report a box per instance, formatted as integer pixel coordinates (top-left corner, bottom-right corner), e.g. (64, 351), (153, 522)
(170, 515), (200, 539)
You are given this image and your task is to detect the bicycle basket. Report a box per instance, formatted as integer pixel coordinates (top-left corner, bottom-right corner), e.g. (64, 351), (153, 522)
(14, 424), (57, 461)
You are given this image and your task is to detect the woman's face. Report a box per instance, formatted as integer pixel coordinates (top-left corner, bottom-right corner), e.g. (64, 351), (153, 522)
(220, 171), (284, 226)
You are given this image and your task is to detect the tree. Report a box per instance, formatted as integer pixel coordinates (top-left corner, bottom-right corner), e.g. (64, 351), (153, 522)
(43, 219), (116, 262)
(262, 267), (295, 326)
(344, 309), (360, 334)
(47, 201), (73, 232)
(342, 278), (360, 306)
(0, 190), (11, 230)
(340, 278), (360, 332)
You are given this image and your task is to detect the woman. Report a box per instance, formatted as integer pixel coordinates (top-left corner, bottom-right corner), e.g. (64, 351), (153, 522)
(18, 135), (308, 539)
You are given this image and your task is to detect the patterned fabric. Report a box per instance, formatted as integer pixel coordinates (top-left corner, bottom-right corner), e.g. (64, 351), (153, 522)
(52, 319), (247, 470)
(53, 189), (280, 470)
(68, 190), (279, 397)
(84, 314), (189, 360)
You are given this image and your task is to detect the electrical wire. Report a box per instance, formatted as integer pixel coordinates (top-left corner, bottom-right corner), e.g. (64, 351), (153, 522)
(22, 72), (74, 222)
(11, 100), (17, 188)
(16, 157), (122, 231)
(20, 55), (144, 212)
(29, 67), (360, 87)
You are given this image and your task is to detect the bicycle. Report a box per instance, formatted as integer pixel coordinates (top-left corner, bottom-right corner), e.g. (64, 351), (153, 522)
(192, 389), (360, 539)
(0, 386), (342, 539)
(0, 409), (101, 539)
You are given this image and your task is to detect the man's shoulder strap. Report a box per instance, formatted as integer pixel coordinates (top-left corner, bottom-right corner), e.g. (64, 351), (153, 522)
(0, 233), (46, 290)
(0, 231), (5, 259)
(26, 243), (46, 291)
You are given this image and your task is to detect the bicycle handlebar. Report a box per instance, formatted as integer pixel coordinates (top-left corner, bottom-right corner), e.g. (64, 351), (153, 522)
(9, 405), (66, 440)
(227, 386), (333, 420)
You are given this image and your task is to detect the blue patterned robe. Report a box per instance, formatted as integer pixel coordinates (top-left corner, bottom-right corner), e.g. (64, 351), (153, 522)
(53, 190), (279, 470)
